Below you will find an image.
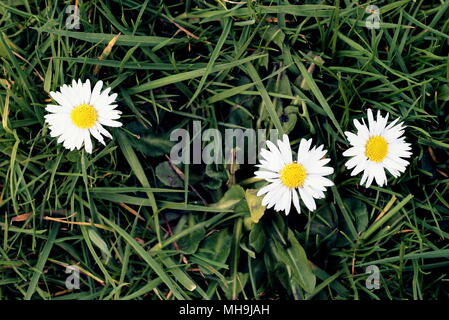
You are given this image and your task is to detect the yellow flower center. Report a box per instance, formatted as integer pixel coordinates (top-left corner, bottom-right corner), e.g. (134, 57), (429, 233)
(280, 163), (307, 188)
(70, 104), (97, 129)
(365, 135), (388, 162)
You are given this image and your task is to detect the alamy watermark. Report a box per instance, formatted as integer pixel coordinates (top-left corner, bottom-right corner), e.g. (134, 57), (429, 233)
(169, 121), (281, 165)
(65, 265), (80, 290)
(65, 5), (80, 30)
(365, 265), (380, 290)
(365, 5), (381, 30)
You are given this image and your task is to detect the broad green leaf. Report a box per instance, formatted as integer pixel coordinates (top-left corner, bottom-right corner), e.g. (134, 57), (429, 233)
(272, 229), (316, 294)
(211, 185), (245, 210)
(245, 189), (266, 224)
(197, 229), (232, 274)
(177, 215), (205, 254)
(249, 222), (266, 253)
(155, 161), (183, 188)
(345, 198), (368, 233)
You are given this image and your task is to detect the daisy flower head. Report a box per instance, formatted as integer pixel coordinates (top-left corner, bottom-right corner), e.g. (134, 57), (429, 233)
(255, 134), (334, 215)
(343, 109), (412, 188)
(45, 79), (122, 154)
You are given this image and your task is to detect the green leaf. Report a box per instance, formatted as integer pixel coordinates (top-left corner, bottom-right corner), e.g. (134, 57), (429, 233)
(25, 223), (59, 300)
(129, 54), (267, 93)
(155, 161), (183, 188)
(240, 241), (256, 259)
(245, 189), (266, 224)
(438, 84), (449, 101)
(272, 229), (316, 294)
(211, 185), (245, 210)
(261, 26), (285, 49)
(88, 228), (112, 263)
(244, 62), (284, 134)
(102, 216), (187, 299)
(36, 28), (184, 47)
(204, 164), (227, 190)
(188, 18), (232, 106)
(117, 132), (158, 214)
(293, 56), (344, 137)
(360, 194), (414, 241)
(345, 198), (368, 233)
(249, 222), (266, 253)
(177, 215), (206, 254)
(159, 255), (199, 293)
(197, 229), (232, 274)
(43, 58), (52, 93)
(257, 4), (335, 17)
(130, 135), (174, 157)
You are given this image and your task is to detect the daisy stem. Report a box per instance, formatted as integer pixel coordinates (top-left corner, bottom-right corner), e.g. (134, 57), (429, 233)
(284, 213), (289, 247)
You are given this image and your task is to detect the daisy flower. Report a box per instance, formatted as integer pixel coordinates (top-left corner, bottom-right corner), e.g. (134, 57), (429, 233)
(45, 79), (122, 153)
(343, 109), (412, 188)
(255, 134), (334, 215)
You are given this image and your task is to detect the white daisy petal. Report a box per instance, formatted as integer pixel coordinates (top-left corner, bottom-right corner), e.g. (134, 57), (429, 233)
(274, 188), (289, 212)
(89, 80), (104, 105)
(90, 127), (105, 146)
(255, 170), (280, 179)
(298, 187), (316, 212)
(265, 185), (286, 209)
(258, 180), (282, 197)
(96, 124), (113, 139)
(291, 189), (301, 213)
(277, 134), (293, 163)
(284, 189), (292, 215)
(266, 140), (287, 166)
(46, 104), (69, 113)
(83, 131), (93, 154)
(98, 118), (122, 127)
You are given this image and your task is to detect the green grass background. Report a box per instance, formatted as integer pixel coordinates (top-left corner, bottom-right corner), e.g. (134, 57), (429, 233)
(1, 0), (449, 300)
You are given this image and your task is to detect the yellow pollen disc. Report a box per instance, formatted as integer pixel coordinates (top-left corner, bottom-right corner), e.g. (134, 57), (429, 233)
(280, 163), (307, 188)
(365, 135), (388, 162)
(70, 104), (97, 129)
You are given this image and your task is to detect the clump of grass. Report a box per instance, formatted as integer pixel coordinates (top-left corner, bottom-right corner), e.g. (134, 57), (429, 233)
(1, 0), (449, 300)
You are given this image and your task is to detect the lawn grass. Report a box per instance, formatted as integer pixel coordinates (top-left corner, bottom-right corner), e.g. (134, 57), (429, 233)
(1, 0), (449, 300)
